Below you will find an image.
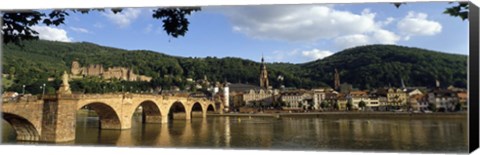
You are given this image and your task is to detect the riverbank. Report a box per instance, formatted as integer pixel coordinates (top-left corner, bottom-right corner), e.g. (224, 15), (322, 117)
(208, 111), (468, 119)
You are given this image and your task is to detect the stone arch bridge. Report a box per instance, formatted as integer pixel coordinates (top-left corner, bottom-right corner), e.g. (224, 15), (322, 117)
(1, 93), (218, 142)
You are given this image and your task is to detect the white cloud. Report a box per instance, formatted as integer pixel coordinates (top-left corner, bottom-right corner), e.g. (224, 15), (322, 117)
(220, 5), (378, 42)
(302, 49), (334, 60)
(31, 25), (72, 42)
(334, 34), (371, 49)
(102, 8), (141, 28)
(267, 48), (333, 63)
(70, 27), (90, 33)
(397, 11), (442, 37)
(216, 6), (445, 54)
(218, 5), (406, 51)
(372, 29), (401, 44)
(333, 28), (401, 49)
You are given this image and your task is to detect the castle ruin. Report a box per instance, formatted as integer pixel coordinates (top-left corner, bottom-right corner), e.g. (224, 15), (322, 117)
(70, 60), (152, 82)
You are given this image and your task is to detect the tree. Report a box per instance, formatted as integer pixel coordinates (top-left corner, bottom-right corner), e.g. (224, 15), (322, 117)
(320, 101), (328, 110)
(454, 102), (462, 112)
(8, 67), (15, 79)
(358, 100), (366, 111)
(2, 7), (200, 44)
(428, 103), (437, 112)
(346, 100), (353, 111)
(333, 102), (339, 111)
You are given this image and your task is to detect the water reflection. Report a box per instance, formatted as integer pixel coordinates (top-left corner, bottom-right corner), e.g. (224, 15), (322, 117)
(2, 114), (468, 153)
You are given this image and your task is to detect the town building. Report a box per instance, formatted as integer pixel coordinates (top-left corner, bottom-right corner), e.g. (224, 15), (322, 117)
(349, 90), (368, 110)
(406, 88), (424, 97)
(408, 94), (429, 111)
(366, 93), (381, 111)
(244, 89), (278, 107)
(387, 88), (408, 107)
(311, 88), (327, 110)
(280, 90), (310, 109)
(457, 91), (468, 110)
(428, 89), (459, 112)
(337, 93), (348, 111)
(325, 91), (339, 105)
(227, 56), (279, 109)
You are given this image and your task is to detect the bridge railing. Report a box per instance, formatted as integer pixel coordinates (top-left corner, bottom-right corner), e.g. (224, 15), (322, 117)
(12, 92), (215, 102)
(2, 95), (42, 103)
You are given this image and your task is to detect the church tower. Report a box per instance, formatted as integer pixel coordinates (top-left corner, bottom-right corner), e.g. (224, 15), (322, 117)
(259, 55), (269, 89)
(334, 68), (340, 91)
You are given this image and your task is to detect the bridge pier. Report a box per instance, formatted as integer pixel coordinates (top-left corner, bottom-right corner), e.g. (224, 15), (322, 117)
(185, 109), (192, 120)
(202, 109), (207, 118)
(161, 114), (169, 123)
(39, 97), (77, 142)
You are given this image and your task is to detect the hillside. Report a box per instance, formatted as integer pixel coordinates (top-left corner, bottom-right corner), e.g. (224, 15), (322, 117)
(302, 45), (467, 89)
(2, 40), (467, 94)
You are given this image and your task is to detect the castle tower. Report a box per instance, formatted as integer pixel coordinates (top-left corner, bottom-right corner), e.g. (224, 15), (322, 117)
(334, 68), (340, 91)
(259, 55), (269, 89)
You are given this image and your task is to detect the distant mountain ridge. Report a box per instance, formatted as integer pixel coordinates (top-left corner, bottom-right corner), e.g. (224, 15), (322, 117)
(2, 40), (467, 90)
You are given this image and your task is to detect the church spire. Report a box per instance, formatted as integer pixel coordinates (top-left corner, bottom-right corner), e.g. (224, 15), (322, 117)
(259, 54), (269, 89)
(261, 52), (264, 63)
(334, 68), (340, 91)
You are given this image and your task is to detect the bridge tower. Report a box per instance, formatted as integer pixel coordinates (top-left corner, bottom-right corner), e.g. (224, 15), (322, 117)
(39, 71), (78, 142)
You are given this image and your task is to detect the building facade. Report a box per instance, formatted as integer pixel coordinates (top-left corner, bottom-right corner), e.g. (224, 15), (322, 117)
(428, 89), (459, 111)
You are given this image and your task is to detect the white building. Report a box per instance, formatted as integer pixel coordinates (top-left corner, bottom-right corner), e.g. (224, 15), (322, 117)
(243, 89), (278, 107)
(428, 89), (459, 112)
(311, 89), (327, 110)
(280, 90), (310, 109)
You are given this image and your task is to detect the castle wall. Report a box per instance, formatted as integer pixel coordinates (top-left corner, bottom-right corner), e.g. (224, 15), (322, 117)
(86, 64), (104, 76)
(70, 61), (152, 82)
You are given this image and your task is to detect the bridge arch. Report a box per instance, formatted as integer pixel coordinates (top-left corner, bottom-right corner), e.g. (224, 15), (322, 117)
(206, 103), (216, 113)
(78, 102), (122, 129)
(168, 101), (187, 120)
(133, 100), (162, 123)
(190, 102), (203, 118)
(2, 113), (40, 141)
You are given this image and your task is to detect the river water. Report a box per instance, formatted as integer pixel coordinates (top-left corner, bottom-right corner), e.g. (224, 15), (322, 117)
(1, 113), (468, 153)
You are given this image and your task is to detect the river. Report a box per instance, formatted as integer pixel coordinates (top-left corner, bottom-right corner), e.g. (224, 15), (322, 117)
(1, 112), (468, 153)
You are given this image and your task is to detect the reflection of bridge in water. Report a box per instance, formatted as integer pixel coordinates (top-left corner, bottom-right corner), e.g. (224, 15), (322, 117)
(1, 93), (218, 143)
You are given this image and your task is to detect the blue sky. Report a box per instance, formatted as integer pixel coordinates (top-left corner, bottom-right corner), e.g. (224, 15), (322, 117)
(31, 2), (468, 64)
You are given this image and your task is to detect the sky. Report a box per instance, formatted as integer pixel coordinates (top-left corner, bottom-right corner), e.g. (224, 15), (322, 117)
(30, 2), (469, 64)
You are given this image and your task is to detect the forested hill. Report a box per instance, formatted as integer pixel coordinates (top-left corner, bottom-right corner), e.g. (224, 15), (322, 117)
(2, 40), (467, 92)
(301, 45), (467, 89)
